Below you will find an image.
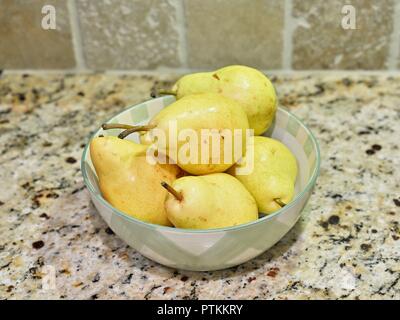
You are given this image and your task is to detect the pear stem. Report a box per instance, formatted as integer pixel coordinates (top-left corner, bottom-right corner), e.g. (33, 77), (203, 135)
(118, 124), (156, 139)
(158, 89), (176, 96)
(274, 198), (287, 207)
(161, 181), (183, 201)
(102, 123), (135, 130)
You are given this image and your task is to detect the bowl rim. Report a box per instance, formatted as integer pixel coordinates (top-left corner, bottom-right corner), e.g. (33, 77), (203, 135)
(81, 96), (321, 234)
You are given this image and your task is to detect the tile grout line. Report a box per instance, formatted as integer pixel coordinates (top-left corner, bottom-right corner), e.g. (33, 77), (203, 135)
(387, 0), (400, 70)
(67, 0), (86, 71)
(5, 69), (400, 76)
(282, 0), (294, 71)
(175, 0), (189, 68)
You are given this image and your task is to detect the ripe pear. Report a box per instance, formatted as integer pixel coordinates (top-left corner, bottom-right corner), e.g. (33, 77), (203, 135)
(138, 93), (249, 175)
(228, 136), (298, 214)
(90, 136), (181, 226)
(163, 65), (277, 135)
(162, 173), (258, 229)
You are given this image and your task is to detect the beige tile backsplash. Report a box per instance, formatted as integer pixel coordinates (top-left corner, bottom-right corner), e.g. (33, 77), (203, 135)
(0, 0), (399, 71)
(0, 0), (75, 69)
(77, 0), (181, 70)
(292, 0), (394, 70)
(185, 0), (284, 69)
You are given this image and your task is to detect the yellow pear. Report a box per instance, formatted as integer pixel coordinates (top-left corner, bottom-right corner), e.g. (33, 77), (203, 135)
(90, 136), (181, 226)
(228, 136), (298, 214)
(162, 173), (258, 229)
(137, 93), (249, 175)
(163, 65), (277, 135)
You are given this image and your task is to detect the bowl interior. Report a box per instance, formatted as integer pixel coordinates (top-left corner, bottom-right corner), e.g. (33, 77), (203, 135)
(82, 96), (320, 230)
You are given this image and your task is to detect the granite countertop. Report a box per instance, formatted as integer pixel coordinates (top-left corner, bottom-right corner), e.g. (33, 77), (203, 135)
(0, 72), (399, 300)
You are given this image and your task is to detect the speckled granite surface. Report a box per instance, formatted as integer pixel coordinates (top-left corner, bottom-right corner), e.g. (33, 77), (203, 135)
(0, 72), (399, 300)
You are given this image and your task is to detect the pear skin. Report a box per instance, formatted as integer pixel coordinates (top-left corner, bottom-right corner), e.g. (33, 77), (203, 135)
(90, 136), (181, 226)
(171, 65), (277, 135)
(228, 136), (298, 214)
(140, 93), (249, 175)
(164, 173), (258, 229)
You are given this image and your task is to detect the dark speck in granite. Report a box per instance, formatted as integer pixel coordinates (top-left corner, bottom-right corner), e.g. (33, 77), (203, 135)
(360, 243), (372, 252)
(32, 241), (44, 250)
(92, 273), (100, 283)
(320, 221), (329, 230)
(65, 157), (77, 164)
(122, 273), (133, 284)
(39, 213), (50, 219)
(328, 215), (340, 225)
(42, 141), (52, 147)
(105, 227), (114, 235)
(372, 144), (382, 151)
(366, 149), (376, 155)
(17, 93), (26, 102)
(267, 267), (280, 278)
(0, 73), (399, 299)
